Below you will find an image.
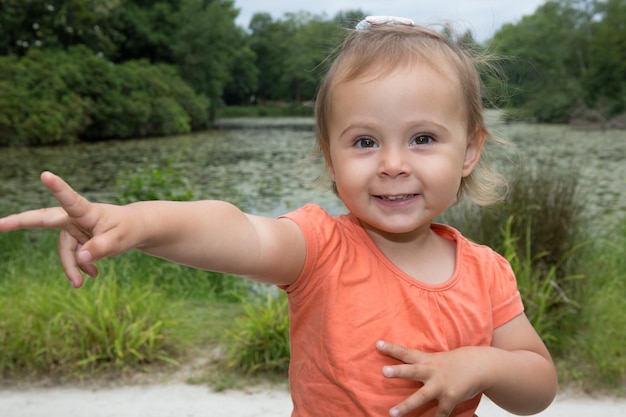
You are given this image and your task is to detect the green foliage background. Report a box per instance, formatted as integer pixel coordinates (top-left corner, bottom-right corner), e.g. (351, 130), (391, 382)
(2, 0), (624, 146)
(493, 0), (626, 123)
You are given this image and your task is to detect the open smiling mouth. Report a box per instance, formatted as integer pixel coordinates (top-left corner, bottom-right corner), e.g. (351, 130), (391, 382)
(376, 194), (418, 201)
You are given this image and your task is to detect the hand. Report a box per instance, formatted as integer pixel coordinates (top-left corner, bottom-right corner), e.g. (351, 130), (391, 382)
(0, 171), (137, 287)
(376, 340), (488, 417)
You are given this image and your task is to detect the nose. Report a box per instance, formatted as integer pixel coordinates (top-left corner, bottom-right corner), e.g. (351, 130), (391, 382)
(377, 145), (411, 178)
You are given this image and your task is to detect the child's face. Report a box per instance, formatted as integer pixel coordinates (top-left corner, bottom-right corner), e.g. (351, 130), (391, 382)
(326, 63), (483, 238)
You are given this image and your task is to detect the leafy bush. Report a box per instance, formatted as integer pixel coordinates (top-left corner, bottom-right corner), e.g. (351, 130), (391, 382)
(66, 49), (206, 141)
(156, 64), (212, 131)
(0, 49), (85, 146)
(224, 291), (290, 375)
(0, 47), (210, 146)
(115, 161), (195, 204)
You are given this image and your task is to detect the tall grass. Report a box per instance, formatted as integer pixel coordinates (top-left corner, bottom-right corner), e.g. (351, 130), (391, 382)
(0, 231), (179, 379)
(500, 216), (584, 347)
(107, 249), (252, 302)
(224, 291), (290, 376)
(564, 215), (626, 389)
(0, 229), (249, 381)
(444, 160), (586, 272)
(441, 158), (625, 390)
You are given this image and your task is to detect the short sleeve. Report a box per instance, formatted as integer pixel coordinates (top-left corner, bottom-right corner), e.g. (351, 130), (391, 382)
(489, 251), (525, 328)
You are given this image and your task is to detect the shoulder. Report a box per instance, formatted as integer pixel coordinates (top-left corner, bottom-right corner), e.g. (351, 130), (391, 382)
(280, 203), (333, 223)
(433, 223), (512, 273)
(432, 223), (523, 326)
(280, 204), (333, 238)
(278, 205), (365, 293)
(280, 204), (357, 241)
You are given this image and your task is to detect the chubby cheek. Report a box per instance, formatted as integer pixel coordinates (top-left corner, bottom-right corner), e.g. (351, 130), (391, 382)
(414, 159), (462, 200)
(327, 162), (360, 201)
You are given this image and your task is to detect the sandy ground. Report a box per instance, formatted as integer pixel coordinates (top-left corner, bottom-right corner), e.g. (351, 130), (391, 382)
(1, 381), (625, 417)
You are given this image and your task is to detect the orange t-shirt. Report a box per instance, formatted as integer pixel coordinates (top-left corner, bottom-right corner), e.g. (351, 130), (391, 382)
(280, 205), (524, 417)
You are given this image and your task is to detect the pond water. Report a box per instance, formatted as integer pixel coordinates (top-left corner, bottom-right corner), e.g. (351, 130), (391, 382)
(1, 112), (625, 225)
(0, 125), (344, 217)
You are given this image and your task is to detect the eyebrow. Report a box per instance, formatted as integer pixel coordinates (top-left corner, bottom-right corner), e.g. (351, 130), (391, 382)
(338, 120), (452, 139)
(338, 122), (378, 138)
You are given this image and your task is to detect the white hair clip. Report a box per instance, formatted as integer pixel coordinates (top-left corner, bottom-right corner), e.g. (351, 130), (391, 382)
(355, 16), (415, 30)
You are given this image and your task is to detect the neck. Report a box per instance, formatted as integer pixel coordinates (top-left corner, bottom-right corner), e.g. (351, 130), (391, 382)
(363, 222), (456, 284)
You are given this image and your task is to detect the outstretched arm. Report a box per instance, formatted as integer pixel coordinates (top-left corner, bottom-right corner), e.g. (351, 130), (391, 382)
(377, 313), (557, 417)
(0, 172), (306, 288)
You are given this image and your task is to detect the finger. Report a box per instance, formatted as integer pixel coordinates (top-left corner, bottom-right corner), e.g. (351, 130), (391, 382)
(76, 243), (99, 279)
(377, 340), (422, 364)
(434, 404), (455, 417)
(389, 385), (439, 417)
(382, 363), (425, 380)
(58, 229), (86, 288)
(0, 207), (69, 231)
(40, 171), (91, 219)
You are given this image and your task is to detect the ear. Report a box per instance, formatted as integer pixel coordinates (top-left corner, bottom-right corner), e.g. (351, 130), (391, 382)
(462, 129), (485, 177)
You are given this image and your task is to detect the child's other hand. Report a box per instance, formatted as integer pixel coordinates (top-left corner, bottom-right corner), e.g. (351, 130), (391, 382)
(376, 340), (486, 417)
(0, 171), (135, 288)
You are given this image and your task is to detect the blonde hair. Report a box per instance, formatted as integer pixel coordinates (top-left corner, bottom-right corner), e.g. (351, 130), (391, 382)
(314, 24), (507, 206)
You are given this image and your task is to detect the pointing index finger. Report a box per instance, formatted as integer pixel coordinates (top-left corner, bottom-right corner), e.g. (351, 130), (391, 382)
(40, 171), (90, 219)
(0, 172), (88, 232)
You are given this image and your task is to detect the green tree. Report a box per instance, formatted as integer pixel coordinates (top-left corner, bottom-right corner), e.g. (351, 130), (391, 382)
(222, 31), (259, 105)
(248, 13), (292, 102)
(333, 9), (367, 29)
(107, 0), (182, 63)
(248, 11), (344, 103)
(582, 0), (626, 116)
(492, 0), (590, 121)
(278, 12), (336, 103)
(492, 0), (626, 122)
(0, 0), (120, 57)
(170, 0), (249, 113)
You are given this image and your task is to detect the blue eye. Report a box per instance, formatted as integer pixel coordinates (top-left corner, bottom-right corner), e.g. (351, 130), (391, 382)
(413, 135), (434, 145)
(355, 137), (377, 148)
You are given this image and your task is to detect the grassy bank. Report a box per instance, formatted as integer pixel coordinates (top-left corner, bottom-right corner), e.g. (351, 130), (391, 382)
(0, 228), (250, 383)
